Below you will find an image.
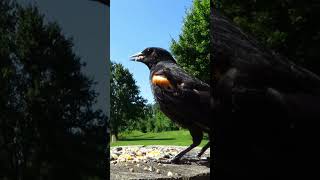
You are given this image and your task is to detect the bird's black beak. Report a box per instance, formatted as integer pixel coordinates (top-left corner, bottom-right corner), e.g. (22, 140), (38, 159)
(129, 51), (145, 62)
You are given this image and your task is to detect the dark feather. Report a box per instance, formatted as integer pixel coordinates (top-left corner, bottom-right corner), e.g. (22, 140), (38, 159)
(150, 61), (210, 131)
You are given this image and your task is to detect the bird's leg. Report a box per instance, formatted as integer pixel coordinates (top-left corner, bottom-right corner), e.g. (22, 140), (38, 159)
(171, 144), (198, 164)
(171, 128), (203, 164)
(197, 141), (210, 158)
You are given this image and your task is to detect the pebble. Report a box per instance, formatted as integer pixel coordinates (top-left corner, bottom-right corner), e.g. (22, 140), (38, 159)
(110, 145), (210, 165)
(111, 160), (117, 164)
(148, 166), (154, 172)
(129, 168), (134, 172)
(143, 167), (148, 171)
(136, 164), (140, 167)
(167, 171), (173, 177)
(136, 151), (143, 156)
(156, 169), (161, 174)
(110, 153), (118, 160)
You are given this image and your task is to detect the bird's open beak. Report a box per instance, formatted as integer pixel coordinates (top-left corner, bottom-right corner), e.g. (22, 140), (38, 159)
(129, 52), (145, 61)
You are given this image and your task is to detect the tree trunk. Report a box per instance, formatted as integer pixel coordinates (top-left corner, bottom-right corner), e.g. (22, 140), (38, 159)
(111, 131), (118, 142)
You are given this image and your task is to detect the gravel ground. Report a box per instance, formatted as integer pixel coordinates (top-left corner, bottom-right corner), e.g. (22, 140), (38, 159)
(110, 145), (210, 180)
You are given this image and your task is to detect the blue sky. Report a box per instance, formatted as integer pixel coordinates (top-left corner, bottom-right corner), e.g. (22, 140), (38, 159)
(111, 0), (193, 104)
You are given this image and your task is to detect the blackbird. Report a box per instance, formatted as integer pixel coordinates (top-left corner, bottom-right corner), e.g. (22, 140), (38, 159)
(130, 47), (211, 163)
(212, 9), (320, 178)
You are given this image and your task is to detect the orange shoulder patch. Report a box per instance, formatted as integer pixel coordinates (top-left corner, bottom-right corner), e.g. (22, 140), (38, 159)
(152, 75), (173, 88)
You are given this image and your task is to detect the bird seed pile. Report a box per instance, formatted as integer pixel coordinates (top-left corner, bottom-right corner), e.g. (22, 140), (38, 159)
(110, 145), (210, 178)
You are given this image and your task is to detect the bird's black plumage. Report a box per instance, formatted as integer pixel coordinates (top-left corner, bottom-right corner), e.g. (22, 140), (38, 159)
(130, 47), (210, 163)
(212, 9), (320, 178)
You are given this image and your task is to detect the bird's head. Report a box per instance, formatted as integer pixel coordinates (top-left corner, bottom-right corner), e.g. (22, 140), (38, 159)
(130, 47), (176, 68)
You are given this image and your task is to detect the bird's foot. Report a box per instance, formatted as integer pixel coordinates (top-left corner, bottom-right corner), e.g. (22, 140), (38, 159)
(170, 157), (182, 164)
(156, 157), (190, 165)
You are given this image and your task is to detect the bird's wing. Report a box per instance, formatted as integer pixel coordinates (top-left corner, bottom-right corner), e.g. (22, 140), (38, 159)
(152, 61), (210, 98)
(151, 62), (211, 129)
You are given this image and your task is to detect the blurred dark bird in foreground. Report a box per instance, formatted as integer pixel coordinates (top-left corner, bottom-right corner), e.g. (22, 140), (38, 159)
(212, 7), (320, 178)
(130, 47), (211, 163)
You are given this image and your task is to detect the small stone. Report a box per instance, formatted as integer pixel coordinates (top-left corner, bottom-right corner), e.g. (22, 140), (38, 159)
(156, 169), (161, 174)
(136, 164), (140, 167)
(124, 163), (128, 166)
(167, 171), (173, 177)
(163, 164), (167, 167)
(146, 150), (161, 158)
(129, 168), (134, 172)
(136, 151), (142, 156)
(143, 167), (148, 171)
(148, 166), (154, 172)
(111, 160), (117, 164)
(118, 154), (133, 160)
(110, 153), (118, 160)
(157, 163), (162, 166)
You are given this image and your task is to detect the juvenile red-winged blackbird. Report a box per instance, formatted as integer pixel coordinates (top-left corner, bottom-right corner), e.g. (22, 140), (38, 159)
(130, 47), (211, 163)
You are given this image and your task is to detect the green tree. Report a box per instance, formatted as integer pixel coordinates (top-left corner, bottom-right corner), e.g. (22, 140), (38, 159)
(214, 0), (320, 75)
(152, 104), (179, 132)
(0, 1), (107, 179)
(170, 0), (210, 83)
(110, 62), (146, 140)
(135, 103), (179, 133)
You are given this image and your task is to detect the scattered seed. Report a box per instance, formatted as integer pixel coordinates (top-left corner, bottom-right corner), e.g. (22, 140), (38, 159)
(111, 160), (117, 164)
(148, 166), (154, 172)
(136, 151), (142, 156)
(110, 153), (118, 160)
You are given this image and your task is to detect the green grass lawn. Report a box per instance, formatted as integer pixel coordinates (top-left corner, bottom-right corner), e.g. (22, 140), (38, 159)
(111, 130), (209, 147)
